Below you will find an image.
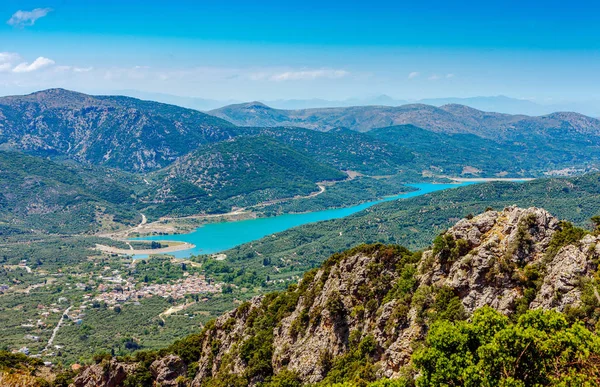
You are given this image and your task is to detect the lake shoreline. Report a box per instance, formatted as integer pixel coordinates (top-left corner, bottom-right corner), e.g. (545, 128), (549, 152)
(448, 177), (535, 183)
(126, 182), (481, 259)
(99, 179), (533, 259)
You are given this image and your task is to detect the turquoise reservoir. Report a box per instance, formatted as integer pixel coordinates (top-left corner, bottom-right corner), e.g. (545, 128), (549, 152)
(131, 182), (478, 258)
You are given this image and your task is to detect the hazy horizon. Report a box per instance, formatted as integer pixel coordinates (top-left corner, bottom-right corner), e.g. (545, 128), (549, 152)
(2, 87), (598, 116)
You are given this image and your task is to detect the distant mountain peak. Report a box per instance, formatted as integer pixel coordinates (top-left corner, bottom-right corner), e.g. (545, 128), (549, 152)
(27, 88), (93, 100)
(0, 89), (239, 172)
(0, 88), (102, 109)
(31, 87), (81, 95)
(241, 101), (271, 109)
(440, 103), (484, 111)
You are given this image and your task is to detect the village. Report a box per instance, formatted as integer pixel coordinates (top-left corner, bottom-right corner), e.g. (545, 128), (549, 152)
(92, 271), (222, 306)
(3, 260), (225, 360)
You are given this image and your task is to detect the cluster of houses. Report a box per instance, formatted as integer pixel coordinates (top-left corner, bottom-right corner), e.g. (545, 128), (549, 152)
(93, 273), (222, 306)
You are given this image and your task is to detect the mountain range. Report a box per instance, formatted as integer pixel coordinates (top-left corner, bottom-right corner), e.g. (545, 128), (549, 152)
(104, 90), (600, 116)
(2, 88), (600, 235)
(209, 101), (600, 138)
(0, 89), (238, 172)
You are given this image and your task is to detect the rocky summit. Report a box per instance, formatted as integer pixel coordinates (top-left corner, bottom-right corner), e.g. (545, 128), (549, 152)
(68, 206), (600, 386)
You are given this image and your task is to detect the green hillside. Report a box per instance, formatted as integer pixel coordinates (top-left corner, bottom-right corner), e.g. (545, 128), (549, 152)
(368, 124), (600, 176)
(142, 137), (347, 218)
(0, 151), (144, 234)
(254, 127), (415, 175)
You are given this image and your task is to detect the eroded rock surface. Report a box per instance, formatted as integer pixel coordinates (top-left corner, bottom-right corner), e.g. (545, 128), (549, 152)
(71, 360), (137, 387)
(151, 354), (187, 386)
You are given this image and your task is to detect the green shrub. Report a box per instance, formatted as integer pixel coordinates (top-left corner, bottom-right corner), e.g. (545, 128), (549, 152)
(92, 352), (112, 364)
(318, 335), (380, 386)
(261, 368), (302, 387)
(432, 234), (470, 265)
(326, 293), (346, 319)
(545, 221), (588, 261)
(413, 307), (600, 387)
(368, 378), (413, 387)
(0, 350), (43, 369)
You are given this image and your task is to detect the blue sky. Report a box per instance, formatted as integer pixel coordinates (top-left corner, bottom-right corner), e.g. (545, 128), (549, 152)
(1, 0), (600, 103)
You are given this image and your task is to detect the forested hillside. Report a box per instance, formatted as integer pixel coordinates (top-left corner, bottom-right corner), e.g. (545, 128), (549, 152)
(0, 89), (238, 172)
(251, 127), (415, 175)
(0, 151), (144, 234)
(368, 124), (600, 176)
(143, 137), (347, 217)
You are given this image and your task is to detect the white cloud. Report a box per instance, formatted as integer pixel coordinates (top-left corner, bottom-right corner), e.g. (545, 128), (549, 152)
(0, 52), (20, 72)
(446, 73), (455, 78)
(408, 71), (420, 79)
(267, 69), (350, 82)
(428, 74), (441, 81)
(13, 57), (56, 73)
(7, 8), (52, 28)
(0, 52), (20, 64)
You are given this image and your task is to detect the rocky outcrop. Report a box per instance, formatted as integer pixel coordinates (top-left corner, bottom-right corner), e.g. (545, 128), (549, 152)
(71, 360), (137, 387)
(419, 206), (560, 314)
(272, 247), (408, 383)
(532, 234), (599, 311)
(269, 206), (597, 381)
(150, 355), (187, 386)
(191, 296), (264, 386)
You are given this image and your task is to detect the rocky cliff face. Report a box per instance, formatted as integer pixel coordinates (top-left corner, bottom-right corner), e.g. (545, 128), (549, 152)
(72, 360), (137, 387)
(272, 247), (411, 383)
(419, 206), (559, 314)
(532, 233), (600, 311)
(71, 206), (600, 386)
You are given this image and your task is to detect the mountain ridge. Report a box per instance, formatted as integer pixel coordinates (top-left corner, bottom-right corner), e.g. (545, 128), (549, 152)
(142, 136), (347, 217)
(209, 101), (600, 139)
(2, 89), (600, 237)
(63, 206), (600, 386)
(93, 90), (599, 116)
(0, 151), (144, 235)
(0, 89), (239, 172)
